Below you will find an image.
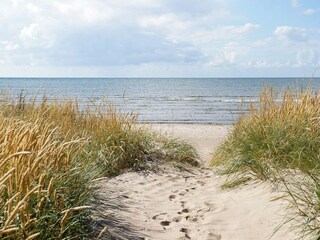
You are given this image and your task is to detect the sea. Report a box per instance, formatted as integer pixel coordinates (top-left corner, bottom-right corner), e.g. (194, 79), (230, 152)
(0, 78), (319, 124)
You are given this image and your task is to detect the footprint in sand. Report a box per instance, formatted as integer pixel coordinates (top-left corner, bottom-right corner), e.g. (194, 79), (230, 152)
(152, 213), (167, 220)
(177, 208), (190, 215)
(179, 190), (187, 196)
(180, 201), (186, 208)
(204, 202), (215, 209)
(172, 216), (183, 223)
(196, 180), (206, 186)
(180, 228), (191, 239)
(182, 208), (190, 213)
(208, 232), (222, 240)
(169, 195), (176, 201)
(160, 220), (171, 226)
(180, 228), (190, 234)
(187, 216), (198, 222)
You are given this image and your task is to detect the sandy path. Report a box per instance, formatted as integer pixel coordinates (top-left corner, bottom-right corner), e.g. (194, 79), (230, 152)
(93, 124), (296, 240)
(147, 124), (231, 165)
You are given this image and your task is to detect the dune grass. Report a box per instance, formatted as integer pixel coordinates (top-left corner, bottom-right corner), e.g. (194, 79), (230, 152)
(0, 114), (93, 239)
(212, 85), (320, 239)
(0, 94), (199, 239)
(212, 86), (320, 178)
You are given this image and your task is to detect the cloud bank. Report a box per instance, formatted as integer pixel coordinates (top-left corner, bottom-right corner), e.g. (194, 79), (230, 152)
(0, 0), (319, 77)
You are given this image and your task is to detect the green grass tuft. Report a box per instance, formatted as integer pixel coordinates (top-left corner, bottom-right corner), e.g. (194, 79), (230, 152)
(212, 86), (320, 178)
(212, 85), (320, 239)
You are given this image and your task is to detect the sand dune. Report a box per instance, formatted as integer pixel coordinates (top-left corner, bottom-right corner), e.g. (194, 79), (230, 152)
(93, 124), (296, 240)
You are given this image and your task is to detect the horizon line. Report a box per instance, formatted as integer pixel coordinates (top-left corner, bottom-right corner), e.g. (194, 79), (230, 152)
(0, 76), (318, 79)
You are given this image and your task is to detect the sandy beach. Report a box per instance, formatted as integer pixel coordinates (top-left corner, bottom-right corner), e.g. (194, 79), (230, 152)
(94, 124), (296, 240)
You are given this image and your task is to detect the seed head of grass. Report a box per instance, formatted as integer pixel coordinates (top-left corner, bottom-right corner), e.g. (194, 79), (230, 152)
(0, 93), (199, 239)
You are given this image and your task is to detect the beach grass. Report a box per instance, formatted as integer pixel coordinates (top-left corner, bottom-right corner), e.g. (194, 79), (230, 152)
(212, 86), (320, 178)
(0, 94), (199, 239)
(212, 85), (320, 239)
(0, 113), (93, 239)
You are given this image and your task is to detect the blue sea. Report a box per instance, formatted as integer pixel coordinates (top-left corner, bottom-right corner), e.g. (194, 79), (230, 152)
(0, 78), (319, 124)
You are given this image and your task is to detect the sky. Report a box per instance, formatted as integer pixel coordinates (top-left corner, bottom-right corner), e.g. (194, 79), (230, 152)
(0, 0), (320, 77)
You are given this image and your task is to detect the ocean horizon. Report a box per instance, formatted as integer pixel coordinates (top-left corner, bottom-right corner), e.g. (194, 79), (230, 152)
(0, 77), (319, 124)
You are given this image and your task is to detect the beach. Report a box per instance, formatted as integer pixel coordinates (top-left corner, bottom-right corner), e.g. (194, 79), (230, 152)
(93, 124), (296, 240)
(2, 0), (319, 238)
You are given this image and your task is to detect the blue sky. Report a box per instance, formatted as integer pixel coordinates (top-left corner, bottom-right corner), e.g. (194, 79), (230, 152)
(0, 0), (319, 77)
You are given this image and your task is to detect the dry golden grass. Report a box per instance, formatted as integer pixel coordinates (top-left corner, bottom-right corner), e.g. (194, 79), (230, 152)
(3, 96), (198, 174)
(0, 114), (91, 239)
(0, 95), (198, 239)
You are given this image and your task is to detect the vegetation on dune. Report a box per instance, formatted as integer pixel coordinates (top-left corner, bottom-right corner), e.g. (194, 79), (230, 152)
(213, 86), (320, 178)
(212, 85), (320, 239)
(0, 94), (199, 239)
(0, 114), (93, 239)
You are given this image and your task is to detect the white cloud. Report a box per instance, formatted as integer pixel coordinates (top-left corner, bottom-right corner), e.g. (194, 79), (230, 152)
(2, 0), (239, 68)
(184, 23), (259, 46)
(244, 60), (291, 69)
(19, 20), (57, 48)
(1, 41), (19, 51)
(223, 42), (240, 64)
(273, 26), (320, 54)
(302, 8), (319, 15)
(295, 49), (318, 67)
(20, 23), (39, 40)
(139, 14), (187, 30)
(11, 0), (21, 7)
(223, 51), (237, 64)
(291, 0), (299, 8)
(53, 1), (116, 24)
(274, 26), (309, 42)
(26, 3), (42, 14)
(218, 23), (259, 35)
(0, 0), (319, 77)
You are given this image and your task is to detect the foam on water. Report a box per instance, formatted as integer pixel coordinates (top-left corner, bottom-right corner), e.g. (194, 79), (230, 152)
(0, 78), (318, 124)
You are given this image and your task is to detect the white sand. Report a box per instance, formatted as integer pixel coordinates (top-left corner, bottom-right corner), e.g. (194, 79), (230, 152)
(94, 124), (296, 240)
(146, 124), (232, 165)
